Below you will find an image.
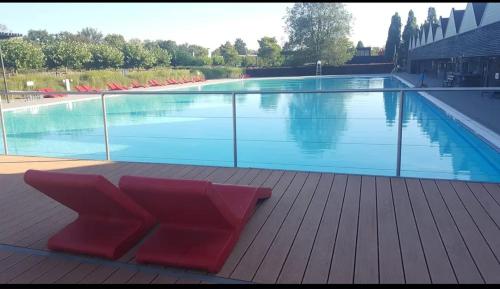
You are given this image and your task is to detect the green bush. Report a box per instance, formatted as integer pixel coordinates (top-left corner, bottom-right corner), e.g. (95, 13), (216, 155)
(5, 66), (243, 92)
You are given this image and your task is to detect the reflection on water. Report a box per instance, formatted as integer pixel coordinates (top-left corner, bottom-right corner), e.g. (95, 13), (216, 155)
(3, 76), (499, 182)
(287, 92), (347, 154)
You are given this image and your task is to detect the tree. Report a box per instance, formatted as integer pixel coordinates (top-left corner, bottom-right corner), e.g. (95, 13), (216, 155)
(356, 41), (364, 49)
(77, 27), (103, 44)
(234, 38), (247, 55)
(122, 42), (155, 69)
(215, 42), (240, 66)
(0, 24), (7, 32)
(241, 55), (257, 67)
(384, 12), (402, 61)
(257, 37), (283, 67)
(88, 44), (124, 69)
(145, 44), (172, 67)
(426, 7), (438, 25)
(1, 39), (45, 72)
(211, 55), (224, 66)
(103, 34), (126, 48)
(399, 10), (418, 67)
(25, 30), (53, 44)
(42, 40), (92, 70)
(284, 3), (354, 66)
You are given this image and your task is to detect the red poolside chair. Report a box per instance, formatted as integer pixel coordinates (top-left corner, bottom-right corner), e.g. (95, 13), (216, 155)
(82, 85), (101, 92)
(166, 79), (178, 85)
(74, 85), (87, 92)
(39, 88), (66, 98)
(112, 82), (129, 90)
(107, 82), (124, 91)
(131, 80), (147, 88)
(23, 170), (156, 259)
(119, 176), (272, 273)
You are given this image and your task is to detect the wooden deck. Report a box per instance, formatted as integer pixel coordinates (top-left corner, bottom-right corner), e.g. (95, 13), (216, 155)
(1, 155), (499, 284)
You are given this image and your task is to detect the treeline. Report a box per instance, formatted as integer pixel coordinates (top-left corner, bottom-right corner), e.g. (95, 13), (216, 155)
(0, 27), (283, 73)
(1, 3), (358, 73)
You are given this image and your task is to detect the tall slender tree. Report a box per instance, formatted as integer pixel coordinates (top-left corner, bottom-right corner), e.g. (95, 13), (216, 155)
(399, 10), (418, 67)
(426, 7), (438, 25)
(384, 12), (402, 62)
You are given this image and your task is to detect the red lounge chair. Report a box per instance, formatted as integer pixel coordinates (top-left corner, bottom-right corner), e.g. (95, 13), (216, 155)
(112, 82), (128, 90)
(23, 170), (156, 259)
(166, 79), (178, 85)
(107, 82), (124, 91)
(38, 88), (66, 98)
(119, 176), (272, 273)
(131, 80), (147, 88)
(149, 79), (165, 86)
(74, 85), (87, 92)
(82, 85), (101, 92)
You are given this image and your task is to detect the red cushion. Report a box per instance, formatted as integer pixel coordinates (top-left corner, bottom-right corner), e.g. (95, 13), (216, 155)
(119, 176), (272, 272)
(24, 169), (156, 259)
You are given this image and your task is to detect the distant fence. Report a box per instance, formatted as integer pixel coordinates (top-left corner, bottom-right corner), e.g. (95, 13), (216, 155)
(245, 63), (394, 78)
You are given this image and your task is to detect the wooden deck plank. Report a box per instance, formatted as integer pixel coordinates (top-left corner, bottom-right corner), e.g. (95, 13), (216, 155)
(78, 265), (119, 284)
(217, 170), (288, 277)
(302, 174), (347, 284)
(1, 156), (500, 284)
(126, 271), (158, 284)
(31, 258), (82, 284)
(0, 254), (45, 283)
(102, 267), (137, 284)
(8, 255), (66, 283)
(419, 179), (484, 284)
(54, 263), (99, 283)
(328, 175), (361, 284)
(253, 173), (321, 283)
(481, 183), (500, 206)
(354, 176), (378, 283)
(375, 176), (404, 284)
(405, 178), (456, 283)
(451, 181), (500, 259)
(277, 173), (334, 284)
(230, 172), (308, 281)
(435, 180), (500, 283)
(467, 183), (500, 226)
(151, 274), (177, 284)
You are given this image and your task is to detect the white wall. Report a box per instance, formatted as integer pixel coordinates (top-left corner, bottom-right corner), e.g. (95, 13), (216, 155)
(434, 20), (444, 42)
(480, 3), (500, 26)
(460, 3), (478, 33)
(444, 9), (457, 38)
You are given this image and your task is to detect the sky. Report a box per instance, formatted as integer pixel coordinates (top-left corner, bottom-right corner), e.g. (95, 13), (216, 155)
(0, 2), (467, 51)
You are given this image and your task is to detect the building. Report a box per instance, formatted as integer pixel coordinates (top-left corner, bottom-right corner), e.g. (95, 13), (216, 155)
(355, 47), (371, 57)
(408, 3), (500, 87)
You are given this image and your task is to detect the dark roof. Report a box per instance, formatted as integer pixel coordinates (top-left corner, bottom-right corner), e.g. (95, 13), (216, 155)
(424, 23), (430, 41)
(440, 17), (449, 35)
(0, 32), (22, 40)
(431, 23), (439, 40)
(472, 3), (487, 25)
(453, 9), (465, 32)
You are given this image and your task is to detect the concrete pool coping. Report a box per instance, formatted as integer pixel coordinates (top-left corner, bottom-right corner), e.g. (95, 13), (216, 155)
(393, 75), (500, 152)
(2, 78), (243, 112)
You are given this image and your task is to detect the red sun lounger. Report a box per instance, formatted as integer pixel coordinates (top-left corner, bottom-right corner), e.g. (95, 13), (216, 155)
(24, 169), (156, 259)
(119, 176), (272, 273)
(131, 80), (147, 88)
(82, 85), (101, 92)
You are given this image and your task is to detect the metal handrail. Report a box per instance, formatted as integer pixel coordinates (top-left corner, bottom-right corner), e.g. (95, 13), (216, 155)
(1, 86), (499, 175)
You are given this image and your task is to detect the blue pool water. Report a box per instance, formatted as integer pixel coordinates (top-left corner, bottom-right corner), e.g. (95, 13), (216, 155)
(2, 76), (500, 182)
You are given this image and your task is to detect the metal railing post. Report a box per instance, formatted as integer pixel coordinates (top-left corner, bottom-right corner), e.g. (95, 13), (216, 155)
(232, 92), (238, 167)
(0, 90), (8, 155)
(396, 89), (404, 177)
(101, 93), (110, 161)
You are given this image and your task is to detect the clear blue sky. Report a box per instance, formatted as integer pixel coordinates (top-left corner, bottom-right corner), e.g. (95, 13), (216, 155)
(0, 3), (466, 51)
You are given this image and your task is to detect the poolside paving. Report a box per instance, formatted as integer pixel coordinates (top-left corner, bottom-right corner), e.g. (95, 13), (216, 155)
(396, 72), (500, 135)
(0, 155), (499, 284)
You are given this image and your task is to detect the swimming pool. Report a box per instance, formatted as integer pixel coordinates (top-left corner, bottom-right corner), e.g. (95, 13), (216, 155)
(3, 75), (500, 182)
